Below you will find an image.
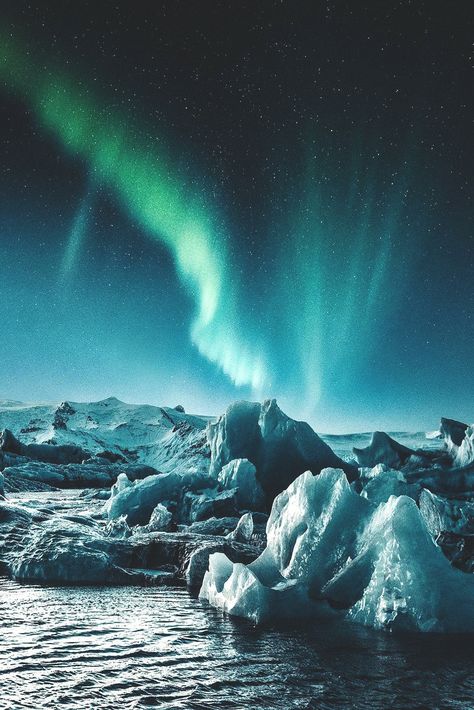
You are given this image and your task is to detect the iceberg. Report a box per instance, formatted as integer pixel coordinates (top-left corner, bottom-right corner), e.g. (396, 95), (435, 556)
(440, 417), (469, 453)
(449, 425), (474, 468)
(180, 487), (238, 523)
(353, 430), (438, 470)
(200, 468), (474, 632)
(226, 512), (254, 542)
(200, 469), (368, 623)
(438, 417), (474, 468)
(208, 399), (357, 506)
(105, 471), (182, 525)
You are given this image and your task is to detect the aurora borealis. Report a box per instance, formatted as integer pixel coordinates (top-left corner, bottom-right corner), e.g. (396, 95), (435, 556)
(0, 28), (267, 391)
(1, 2), (472, 431)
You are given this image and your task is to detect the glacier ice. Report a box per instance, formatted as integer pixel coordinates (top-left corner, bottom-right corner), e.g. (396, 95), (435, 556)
(419, 488), (474, 536)
(180, 487), (238, 523)
(217, 458), (265, 511)
(226, 512), (254, 542)
(105, 471), (182, 525)
(440, 417), (469, 454)
(437, 417), (474, 468)
(200, 469), (367, 623)
(200, 468), (474, 632)
(449, 425), (474, 468)
(2, 396), (474, 634)
(208, 399), (357, 505)
(145, 503), (173, 532)
(0, 397), (212, 482)
(359, 468), (420, 505)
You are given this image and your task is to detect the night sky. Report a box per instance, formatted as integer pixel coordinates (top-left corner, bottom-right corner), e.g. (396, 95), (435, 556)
(0, 1), (472, 432)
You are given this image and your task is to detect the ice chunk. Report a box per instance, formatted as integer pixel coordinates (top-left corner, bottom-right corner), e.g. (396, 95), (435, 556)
(105, 471), (182, 525)
(146, 503), (173, 532)
(132, 503), (173, 534)
(440, 417), (469, 452)
(200, 469), (367, 622)
(6, 517), (131, 584)
(226, 512), (254, 542)
(353, 431), (419, 469)
(208, 401), (262, 477)
(335, 495), (474, 632)
(186, 542), (258, 592)
(438, 417), (474, 467)
(451, 426), (474, 468)
(183, 517), (241, 536)
(360, 469), (419, 505)
(180, 487), (238, 523)
(111, 471), (133, 496)
(419, 489), (474, 536)
(105, 469), (217, 525)
(218, 458), (265, 511)
(360, 463), (388, 479)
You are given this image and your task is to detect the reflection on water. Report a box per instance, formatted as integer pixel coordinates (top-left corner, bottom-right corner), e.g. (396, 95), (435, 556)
(1, 578), (473, 709)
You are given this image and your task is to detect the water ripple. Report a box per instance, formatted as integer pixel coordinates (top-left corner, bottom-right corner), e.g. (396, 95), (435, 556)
(1, 577), (474, 709)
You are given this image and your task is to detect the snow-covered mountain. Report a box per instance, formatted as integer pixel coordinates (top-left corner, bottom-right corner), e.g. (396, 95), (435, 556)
(0, 397), (211, 475)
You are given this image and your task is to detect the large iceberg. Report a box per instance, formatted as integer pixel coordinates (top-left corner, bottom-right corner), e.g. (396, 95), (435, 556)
(200, 468), (474, 632)
(208, 399), (357, 505)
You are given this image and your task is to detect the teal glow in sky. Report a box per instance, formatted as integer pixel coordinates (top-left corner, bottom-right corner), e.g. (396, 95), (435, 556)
(0, 3), (472, 432)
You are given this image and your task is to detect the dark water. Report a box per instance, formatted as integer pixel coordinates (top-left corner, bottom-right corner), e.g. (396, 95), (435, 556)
(1, 579), (474, 710)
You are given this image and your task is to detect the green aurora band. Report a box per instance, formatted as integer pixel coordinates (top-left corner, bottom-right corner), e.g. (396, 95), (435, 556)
(0, 32), (421, 422)
(0, 32), (267, 391)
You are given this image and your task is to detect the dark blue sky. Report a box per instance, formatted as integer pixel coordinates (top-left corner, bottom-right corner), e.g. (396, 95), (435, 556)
(0, 1), (472, 432)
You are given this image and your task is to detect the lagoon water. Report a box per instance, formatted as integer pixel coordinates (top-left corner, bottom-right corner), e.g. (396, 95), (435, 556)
(1, 578), (474, 710)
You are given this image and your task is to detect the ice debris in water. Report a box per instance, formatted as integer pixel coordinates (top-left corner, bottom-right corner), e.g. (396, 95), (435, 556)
(200, 468), (474, 632)
(105, 471), (181, 525)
